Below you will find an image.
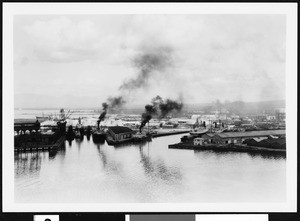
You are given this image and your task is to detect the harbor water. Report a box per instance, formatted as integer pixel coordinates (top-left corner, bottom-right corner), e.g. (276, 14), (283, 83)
(15, 134), (286, 203)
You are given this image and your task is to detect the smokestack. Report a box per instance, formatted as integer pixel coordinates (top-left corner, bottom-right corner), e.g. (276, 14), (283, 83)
(97, 102), (108, 129)
(139, 104), (157, 133)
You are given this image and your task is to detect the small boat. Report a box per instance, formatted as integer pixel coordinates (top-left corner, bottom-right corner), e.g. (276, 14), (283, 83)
(66, 125), (75, 140)
(75, 130), (82, 139)
(79, 127), (85, 136)
(189, 128), (209, 136)
(86, 126), (92, 135)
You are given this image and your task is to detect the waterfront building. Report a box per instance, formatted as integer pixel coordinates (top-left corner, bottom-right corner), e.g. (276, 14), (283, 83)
(240, 123), (255, 130)
(201, 133), (215, 143)
(226, 125), (236, 131)
(107, 126), (135, 141)
(194, 137), (205, 145)
(208, 130), (285, 145)
(244, 137), (286, 149)
(14, 119), (41, 135)
(244, 137), (267, 146)
(266, 115), (276, 121)
(275, 108), (286, 122)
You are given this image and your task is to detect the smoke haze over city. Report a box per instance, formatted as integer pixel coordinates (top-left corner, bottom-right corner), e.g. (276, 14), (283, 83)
(14, 14), (286, 108)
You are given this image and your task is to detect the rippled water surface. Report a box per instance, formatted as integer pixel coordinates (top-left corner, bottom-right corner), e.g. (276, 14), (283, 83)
(15, 134), (286, 203)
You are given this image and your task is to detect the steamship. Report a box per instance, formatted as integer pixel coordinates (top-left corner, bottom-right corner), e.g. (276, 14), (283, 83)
(189, 128), (209, 136)
(132, 133), (152, 142)
(92, 129), (106, 143)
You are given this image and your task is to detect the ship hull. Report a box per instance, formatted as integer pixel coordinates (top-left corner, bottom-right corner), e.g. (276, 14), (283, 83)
(92, 131), (106, 143)
(189, 129), (209, 136)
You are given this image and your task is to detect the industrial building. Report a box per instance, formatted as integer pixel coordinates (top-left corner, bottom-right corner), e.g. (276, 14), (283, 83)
(275, 108), (286, 122)
(203, 130), (285, 145)
(14, 119), (41, 135)
(201, 133), (215, 143)
(244, 137), (286, 149)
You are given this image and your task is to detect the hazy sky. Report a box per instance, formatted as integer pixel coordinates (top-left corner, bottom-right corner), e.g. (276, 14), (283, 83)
(14, 14), (286, 107)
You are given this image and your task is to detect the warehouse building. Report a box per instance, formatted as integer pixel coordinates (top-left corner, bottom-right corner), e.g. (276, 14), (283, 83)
(207, 130), (285, 145)
(244, 137), (286, 149)
(14, 119), (41, 135)
(201, 133), (215, 143)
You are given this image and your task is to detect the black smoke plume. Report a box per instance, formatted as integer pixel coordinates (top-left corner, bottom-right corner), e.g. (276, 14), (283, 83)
(159, 99), (183, 118)
(120, 47), (173, 91)
(150, 95), (183, 119)
(107, 96), (126, 110)
(139, 96), (184, 132)
(102, 102), (108, 110)
(97, 96), (126, 128)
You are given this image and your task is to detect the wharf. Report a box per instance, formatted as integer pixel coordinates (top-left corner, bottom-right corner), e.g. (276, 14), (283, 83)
(168, 142), (286, 154)
(152, 129), (189, 138)
(15, 135), (65, 152)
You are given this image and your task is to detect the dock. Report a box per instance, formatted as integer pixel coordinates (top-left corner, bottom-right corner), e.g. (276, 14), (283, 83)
(15, 135), (66, 152)
(152, 129), (189, 138)
(168, 142), (286, 154)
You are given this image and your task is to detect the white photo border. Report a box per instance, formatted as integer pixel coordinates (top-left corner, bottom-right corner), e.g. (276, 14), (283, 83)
(2, 2), (297, 212)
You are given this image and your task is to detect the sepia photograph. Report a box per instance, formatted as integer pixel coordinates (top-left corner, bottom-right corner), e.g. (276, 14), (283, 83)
(3, 3), (297, 212)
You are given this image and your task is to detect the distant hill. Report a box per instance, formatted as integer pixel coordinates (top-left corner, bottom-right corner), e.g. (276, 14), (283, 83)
(185, 100), (285, 115)
(14, 93), (285, 115)
(241, 100), (285, 112)
(14, 93), (101, 109)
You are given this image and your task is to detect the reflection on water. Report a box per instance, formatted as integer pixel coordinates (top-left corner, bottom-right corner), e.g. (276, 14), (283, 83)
(86, 133), (91, 141)
(49, 143), (66, 160)
(194, 149), (286, 160)
(138, 145), (182, 183)
(246, 151), (286, 160)
(15, 152), (42, 177)
(67, 139), (73, 147)
(14, 134), (286, 203)
(96, 143), (123, 174)
(96, 144), (108, 168)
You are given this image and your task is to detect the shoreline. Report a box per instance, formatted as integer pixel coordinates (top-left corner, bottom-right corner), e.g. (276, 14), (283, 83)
(168, 143), (286, 155)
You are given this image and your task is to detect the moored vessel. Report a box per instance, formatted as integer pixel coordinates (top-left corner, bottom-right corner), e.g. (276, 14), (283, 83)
(132, 133), (152, 142)
(189, 128), (209, 136)
(92, 129), (106, 143)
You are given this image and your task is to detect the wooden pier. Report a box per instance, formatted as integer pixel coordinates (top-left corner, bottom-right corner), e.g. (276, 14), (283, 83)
(152, 129), (189, 138)
(169, 142), (286, 154)
(15, 135), (66, 152)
